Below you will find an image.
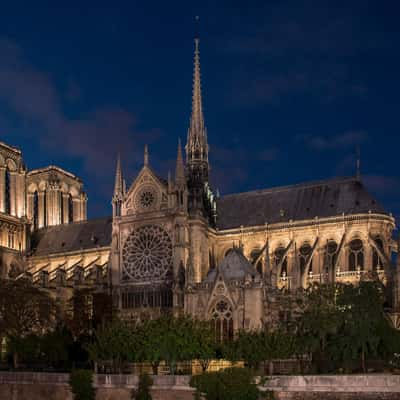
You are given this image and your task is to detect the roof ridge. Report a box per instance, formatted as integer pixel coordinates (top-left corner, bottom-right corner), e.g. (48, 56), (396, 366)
(218, 176), (357, 200)
(34, 216), (112, 232)
(27, 165), (82, 181)
(0, 141), (21, 154)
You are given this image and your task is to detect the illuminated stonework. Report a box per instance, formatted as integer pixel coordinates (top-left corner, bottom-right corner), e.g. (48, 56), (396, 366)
(135, 186), (157, 211)
(7, 35), (400, 337)
(122, 225), (173, 283)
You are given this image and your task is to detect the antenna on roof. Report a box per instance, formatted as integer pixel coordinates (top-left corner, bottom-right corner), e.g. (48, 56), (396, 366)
(194, 15), (200, 39)
(356, 145), (361, 181)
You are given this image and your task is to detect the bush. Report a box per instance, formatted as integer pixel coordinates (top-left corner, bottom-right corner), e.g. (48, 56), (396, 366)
(190, 367), (265, 400)
(69, 369), (95, 400)
(132, 373), (153, 400)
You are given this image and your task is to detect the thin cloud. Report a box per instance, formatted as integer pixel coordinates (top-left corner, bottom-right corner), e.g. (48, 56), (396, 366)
(0, 37), (161, 182)
(300, 131), (368, 151)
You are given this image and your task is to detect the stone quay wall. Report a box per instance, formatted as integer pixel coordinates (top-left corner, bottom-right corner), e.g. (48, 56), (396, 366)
(0, 372), (399, 399)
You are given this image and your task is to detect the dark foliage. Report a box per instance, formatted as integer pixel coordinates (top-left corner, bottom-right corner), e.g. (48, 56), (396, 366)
(190, 367), (265, 400)
(69, 369), (96, 400)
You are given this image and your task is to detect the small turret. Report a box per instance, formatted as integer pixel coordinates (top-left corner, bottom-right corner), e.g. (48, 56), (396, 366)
(112, 154), (124, 217)
(175, 138), (185, 185)
(175, 139), (187, 210)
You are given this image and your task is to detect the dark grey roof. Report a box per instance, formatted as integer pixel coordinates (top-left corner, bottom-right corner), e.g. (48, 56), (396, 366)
(216, 177), (387, 230)
(206, 248), (259, 282)
(31, 217), (112, 256)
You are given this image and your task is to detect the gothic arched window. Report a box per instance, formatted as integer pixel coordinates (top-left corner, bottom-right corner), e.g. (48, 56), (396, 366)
(224, 248), (233, 258)
(211, 299), (233, 343)
(5, 168), (10, 214)
(372, 237), (384, 271)
(43, 190), (47, 227)
(60, 193), (64, 223)
(68, 194), (74, 223)
(325, 240), (338, 274)
(348, 239), (364, 271)
(299, 243), (313, 274)
(250, 249), (263, 275)
(33, 191), (39, 230)
(275, 247), (287, 277)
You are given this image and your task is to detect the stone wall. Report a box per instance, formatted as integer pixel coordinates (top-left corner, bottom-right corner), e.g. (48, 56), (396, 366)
(0, 372), (399, 400)
(264, 375), (400, 400)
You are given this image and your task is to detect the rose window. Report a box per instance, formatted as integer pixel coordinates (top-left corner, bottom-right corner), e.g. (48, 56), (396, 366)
(135, 186), (157, 211)
(140, 191), (154, 208)
(122, 225), (173, 282)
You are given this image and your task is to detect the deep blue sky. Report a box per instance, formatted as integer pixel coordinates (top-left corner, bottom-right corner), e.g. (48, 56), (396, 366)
(0, 1), (399, 220)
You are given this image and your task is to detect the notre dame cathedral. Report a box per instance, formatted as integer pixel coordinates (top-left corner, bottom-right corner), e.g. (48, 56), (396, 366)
(1, 35), (399, 340)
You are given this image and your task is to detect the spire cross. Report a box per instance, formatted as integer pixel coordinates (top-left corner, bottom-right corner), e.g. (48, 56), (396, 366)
(144, 144), (149, 166)
(356, 145), (361, 181)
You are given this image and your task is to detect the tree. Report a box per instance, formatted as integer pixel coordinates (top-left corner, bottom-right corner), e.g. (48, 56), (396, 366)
(223, 331), (264, 370)
(223, 329), (296, 374)
(294, 283), (339, 368)
(86, 318), (137, 373)
(41, 324), (73, 369)
(136, 315), (213, 374)
(190, 367), (264, 400)
(0, 278), (58, 368)
(66, 288), (94, 339)
(132, 373), (153, 400)
(69, 369), (95, 400)
(135, 317), (167, 375)
(191, 319), (216, 372)
(332, 280), (394, 372)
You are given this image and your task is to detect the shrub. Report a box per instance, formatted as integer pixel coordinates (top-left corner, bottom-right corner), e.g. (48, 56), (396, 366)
(132, 373), (153, 400)
(69, 369), (95, 400)
(190, 367), (265, 400)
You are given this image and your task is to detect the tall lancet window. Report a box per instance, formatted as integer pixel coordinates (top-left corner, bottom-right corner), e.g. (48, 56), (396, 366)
(33, 191), (39, 230)
(60, 193), (64, 224)
(348, 239), (364, 271)
(250, 249), (263, 275)
(325, 241), (338, 274)
(68, 194), (73, 223)
(299, 243), (313, 274)
(211, 299), (233, 343)
(5, 168), (10, 214)
(275, 247), (287, 277)
(43, 190), (47, 227)
(372, 237), (384, 271)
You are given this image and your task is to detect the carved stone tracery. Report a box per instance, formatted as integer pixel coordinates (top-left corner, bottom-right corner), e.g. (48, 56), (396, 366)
(122, 225), (172, 283)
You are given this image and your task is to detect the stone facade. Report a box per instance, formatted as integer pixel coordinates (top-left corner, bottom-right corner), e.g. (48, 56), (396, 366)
(0, 142), (87, 278)
(3, 35), (400, 333)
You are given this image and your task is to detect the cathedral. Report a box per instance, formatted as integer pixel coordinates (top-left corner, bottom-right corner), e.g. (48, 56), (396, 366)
(1, 34), (399, 340)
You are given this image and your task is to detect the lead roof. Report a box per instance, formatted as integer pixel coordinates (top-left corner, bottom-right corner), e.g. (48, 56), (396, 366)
(30, 177), (387, 256)
(216, 177), (387, 230)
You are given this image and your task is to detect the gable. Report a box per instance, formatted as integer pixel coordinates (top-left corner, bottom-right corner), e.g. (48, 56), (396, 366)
(122, 166), (168, 216)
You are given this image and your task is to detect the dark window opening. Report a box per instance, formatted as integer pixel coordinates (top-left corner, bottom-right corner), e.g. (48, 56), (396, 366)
(5, 168), (10, 214)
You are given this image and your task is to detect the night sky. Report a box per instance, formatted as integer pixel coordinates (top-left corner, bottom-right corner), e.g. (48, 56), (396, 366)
(0, 1), (399, 221)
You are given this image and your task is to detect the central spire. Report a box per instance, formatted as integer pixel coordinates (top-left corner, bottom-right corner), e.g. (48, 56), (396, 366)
(186, 18), (209, 169)
(185, 18), (214, 219)
(190, 35), (205, 136)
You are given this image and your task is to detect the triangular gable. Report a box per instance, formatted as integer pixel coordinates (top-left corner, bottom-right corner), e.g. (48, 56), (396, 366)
(123, 166), (168, 214)
(206, 270), (236, 313)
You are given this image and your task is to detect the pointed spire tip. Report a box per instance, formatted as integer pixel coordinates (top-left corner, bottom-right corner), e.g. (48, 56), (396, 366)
(144, 144), (149, 166)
